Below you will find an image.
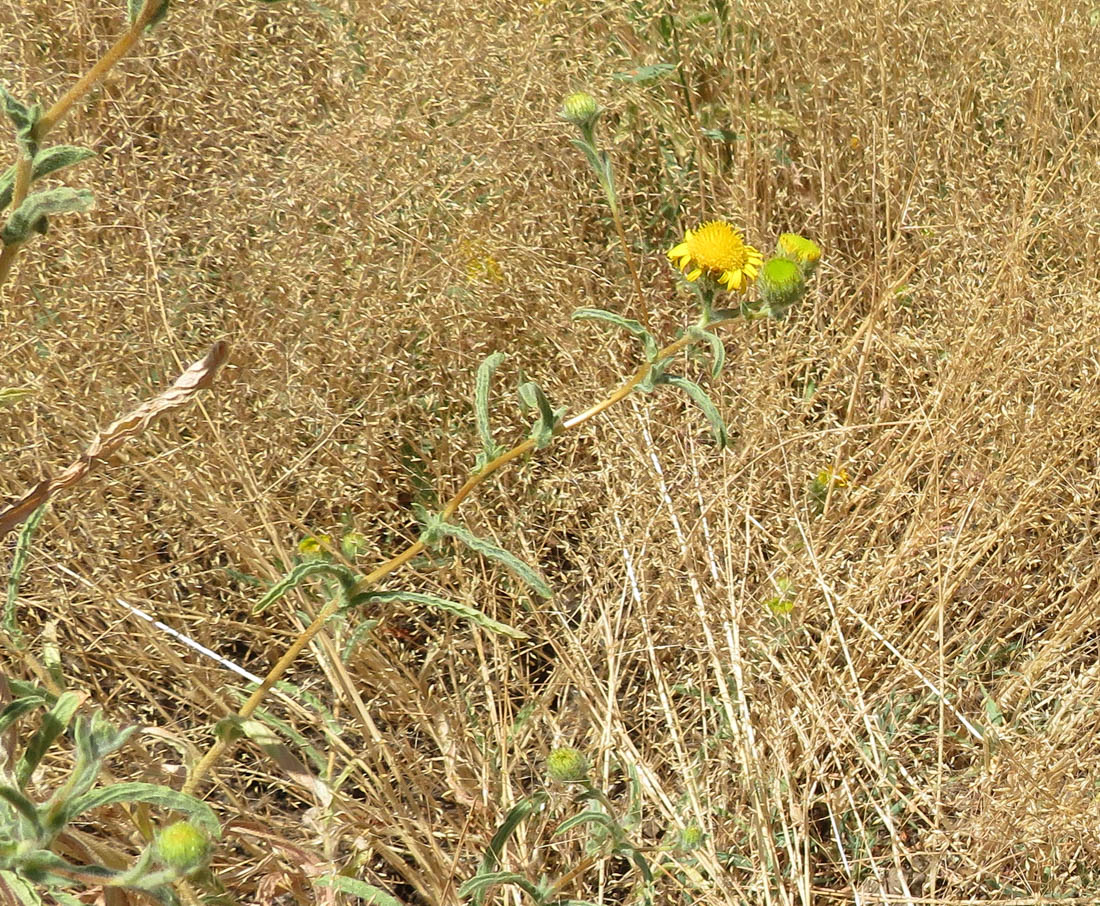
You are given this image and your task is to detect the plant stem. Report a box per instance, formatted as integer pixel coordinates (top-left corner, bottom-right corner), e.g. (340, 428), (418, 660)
(36, 0), (162, 139)
(183, 319), (736, 795)
(607, 196), (652, 332)
(0, 0), (162, 294)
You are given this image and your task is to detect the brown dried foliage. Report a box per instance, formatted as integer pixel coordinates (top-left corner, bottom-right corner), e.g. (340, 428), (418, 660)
(3, 0), (1100, 903)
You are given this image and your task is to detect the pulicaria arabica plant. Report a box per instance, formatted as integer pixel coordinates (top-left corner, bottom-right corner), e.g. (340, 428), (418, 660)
(0, 0), (821, 897)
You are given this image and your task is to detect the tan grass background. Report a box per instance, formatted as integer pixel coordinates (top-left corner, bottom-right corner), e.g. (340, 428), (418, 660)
(4, 0), (1100, 902)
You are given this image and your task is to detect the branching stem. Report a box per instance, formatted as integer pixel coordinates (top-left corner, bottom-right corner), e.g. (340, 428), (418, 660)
(183, 317), (736, 795)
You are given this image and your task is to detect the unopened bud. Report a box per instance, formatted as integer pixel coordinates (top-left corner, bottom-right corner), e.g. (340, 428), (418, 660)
(758, 257), (805, 318)
(546, 747), (589, 783)
(560, 92), (600, 130)
(155, 821), (210, 873)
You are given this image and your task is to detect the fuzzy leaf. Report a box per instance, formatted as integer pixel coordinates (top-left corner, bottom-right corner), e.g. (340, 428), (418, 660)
(16, 691), (83, 788)
(0, 698), (45, 736)
(636, 357), (669, 393)
(62, 783), (220, 837)
(5, 503), (47, 649)
(475, 792), (548, 903)
(687, 326), (727, 378)
(431, 522), (552, 599)
(252, 560), (359, 614)
(0, 785), (43, 835)
(573, 307), (658, 361)
(554, 809), (618, 836)
(611, 62), (677, 83)
(314, 876), (402, 905)
(0, 146), (95, 212)
(351, 590), (527, 640)
(0, 87), (40, 157)
(474, 352), (507, 470)
(0, 870), (46, 905)
(459, 872), (541, 900)
(2, 187), (93, 245)
(664, 375), (728, 448)
(518, 381), (564, 450)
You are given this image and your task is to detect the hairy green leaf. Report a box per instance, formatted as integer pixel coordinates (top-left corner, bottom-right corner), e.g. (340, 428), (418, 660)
(474, 791), (548, 904)
(0, 786), (43, 836)
(664, 375), (728, 448)
(518, 381), (563, 450)
(636, 356), (669, 393)
(2, 188), (93, 245)
(572, 307), (658, 360)
(474, 352), (507, 470)
(0, 698), (45, 736)
(431, 522), (552, 599)
(17, 691), (83, 788)
(459, 871), (540, 900)
(352, 590), (526, 640)
(62, 783), (219, 837)
(315, 875), (402, 905)
(252, 560), (359, 615)
(0, 87), (41, 157)
(687, 326), (727, 378)
(0, 147), (95, 212)
(0, 870), (46, 905)
(554, 809), (618, 836)
(5, 504), (47, 649)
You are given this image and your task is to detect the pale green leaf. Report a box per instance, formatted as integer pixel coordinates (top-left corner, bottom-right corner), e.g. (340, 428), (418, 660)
(664, 375), (728, 448)
(434, 522), (552, 599)
(62, 783), (219, 836)
(354, 590), (527, 640)
(315, 875), (402, 905)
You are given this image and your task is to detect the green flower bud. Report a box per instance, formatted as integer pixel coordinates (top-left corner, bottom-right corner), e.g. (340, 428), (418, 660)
(155, 821), (210, 873)
(546, 746), (589, 783)
(678, 824), (704, 852)
(758, 256), (805, 318)
(560, 92), (600, 131)
(776, 233), (822, 276)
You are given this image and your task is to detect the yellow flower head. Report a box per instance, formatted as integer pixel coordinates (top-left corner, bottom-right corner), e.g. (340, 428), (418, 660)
(667, 221), (763, 292)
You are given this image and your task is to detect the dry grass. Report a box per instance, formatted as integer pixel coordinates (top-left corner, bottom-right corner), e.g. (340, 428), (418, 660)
(3, 0), (1100, 902)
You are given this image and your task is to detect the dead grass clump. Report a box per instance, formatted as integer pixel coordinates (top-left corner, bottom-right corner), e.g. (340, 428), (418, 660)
(5, 0), (1100, 902)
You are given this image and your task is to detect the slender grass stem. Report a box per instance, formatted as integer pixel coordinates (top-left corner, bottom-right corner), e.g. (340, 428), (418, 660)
(183, 317), (736, 795)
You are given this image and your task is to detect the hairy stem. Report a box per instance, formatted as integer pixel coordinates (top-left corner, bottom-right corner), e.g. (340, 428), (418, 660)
(0, 0), (162, 293)
(36, 0), (163, 139)
(184, 318), (734, 795)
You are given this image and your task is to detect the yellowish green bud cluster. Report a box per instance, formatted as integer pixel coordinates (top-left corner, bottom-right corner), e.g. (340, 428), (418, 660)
(546, 746), (589, 783)
(560, 92), (600, 130)
(777, 232), (822, 277)
(155, 821), (210, 874)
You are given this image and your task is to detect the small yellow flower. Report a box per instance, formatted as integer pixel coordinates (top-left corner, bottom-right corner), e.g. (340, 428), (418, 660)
(667, 220), (763, 292)
(815, 467), (849, 488)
